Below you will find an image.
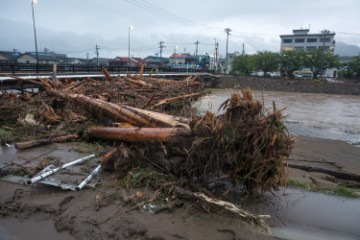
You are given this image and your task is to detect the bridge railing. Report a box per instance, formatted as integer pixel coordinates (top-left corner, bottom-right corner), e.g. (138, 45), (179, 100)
(0, 63), (212, 74)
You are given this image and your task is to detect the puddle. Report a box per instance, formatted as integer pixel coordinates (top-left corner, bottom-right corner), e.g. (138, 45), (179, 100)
(264, 188), (360, 239)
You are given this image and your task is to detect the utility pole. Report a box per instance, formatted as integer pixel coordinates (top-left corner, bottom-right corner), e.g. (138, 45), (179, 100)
(194, 41), (199, 68)
(31, 0), (39, 74)
(213, 38), (218, 73)
(159, 41), (165, 66)
(194, 41), (199, 56)
(128, 26), (133, 67)
(215, 41), (219, 73)
(225, 28), (232, 71)
(242, 43), (245, 56)
(95, 44), (99, 66)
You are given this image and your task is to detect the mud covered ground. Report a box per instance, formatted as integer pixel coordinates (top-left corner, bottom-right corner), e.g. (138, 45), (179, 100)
(1, 136), (360, 240)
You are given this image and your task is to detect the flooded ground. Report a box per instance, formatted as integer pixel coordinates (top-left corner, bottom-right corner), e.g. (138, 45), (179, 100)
(195, 89), (360, 145)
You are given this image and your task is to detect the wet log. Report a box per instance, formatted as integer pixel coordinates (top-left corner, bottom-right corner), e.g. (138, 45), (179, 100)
(123, 78), (153, 88)
(288, 163), (360, 182)
(47, 90), (190, 129)
(102, 67), (113, 81)
(100, 147), (118, 165)
(153, 92), (202, 107)
(15, 134), (79, 150)
(88, 127), (192, 143)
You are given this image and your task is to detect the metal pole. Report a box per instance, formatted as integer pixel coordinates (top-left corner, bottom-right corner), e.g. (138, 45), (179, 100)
(225, 28), (232, 72)
(31, 0), (39, 74)
(27, 154), (96, 185)
(76, 164), (102, 191)
(128, 26), (133, 67)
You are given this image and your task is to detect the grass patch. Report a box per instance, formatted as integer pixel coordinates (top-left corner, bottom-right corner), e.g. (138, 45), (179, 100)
(0, 128), (13, 139)
(331, 186), (359, 198)
(286, 178), (360, 198)
(287, 178), (309, 189)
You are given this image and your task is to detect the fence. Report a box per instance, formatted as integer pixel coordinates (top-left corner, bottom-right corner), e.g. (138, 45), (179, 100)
(0, 63), (210, 74)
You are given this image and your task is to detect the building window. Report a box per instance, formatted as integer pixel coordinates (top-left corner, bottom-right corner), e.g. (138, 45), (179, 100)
(283, 39), (293, 43)
(320, 38), (331, 42)
(294, 47), (304, 51)
(307, 38), (317, 43)
(306, 46), (317, 51)
(295, 38), (305, 43)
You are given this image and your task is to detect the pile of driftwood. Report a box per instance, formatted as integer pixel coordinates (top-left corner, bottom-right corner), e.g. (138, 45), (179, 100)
(0, 69), (295, 229)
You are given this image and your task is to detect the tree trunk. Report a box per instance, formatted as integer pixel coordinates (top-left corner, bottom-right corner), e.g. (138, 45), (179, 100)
(47, 90), (189, 129)
(15, 134), (79, 150)
(88, 127), (191, 143)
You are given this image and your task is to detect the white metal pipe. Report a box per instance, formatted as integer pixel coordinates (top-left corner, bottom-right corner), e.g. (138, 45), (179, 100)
(76, 164), (102, 191)
(27, 154), (96, 185)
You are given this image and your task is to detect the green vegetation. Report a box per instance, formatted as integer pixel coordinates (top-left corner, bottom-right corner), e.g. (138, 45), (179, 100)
(287, 178), (309, 189)
(231, 49), (343, 79)
(339, 56), (360, 81)
(331, 186), (360, 198)
(286, 178), (360, 198)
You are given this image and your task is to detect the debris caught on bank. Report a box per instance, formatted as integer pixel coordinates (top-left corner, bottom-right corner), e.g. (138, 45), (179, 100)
(0, 69), (295, 229)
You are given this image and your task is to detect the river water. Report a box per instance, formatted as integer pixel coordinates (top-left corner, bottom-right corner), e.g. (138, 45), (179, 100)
(194, 89), (360, 146)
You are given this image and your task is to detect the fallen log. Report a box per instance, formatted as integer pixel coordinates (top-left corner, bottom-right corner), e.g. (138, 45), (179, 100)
(173, 187), (270, 231)
(123, 78), (153, 88)
(88, 127), (192, 143)
(288, 163), (360, 182)
(100, 147), (118, 165)
(47, 90), (190, 129)
(14, 134), (79, 150)
(153, 92), (202, 107)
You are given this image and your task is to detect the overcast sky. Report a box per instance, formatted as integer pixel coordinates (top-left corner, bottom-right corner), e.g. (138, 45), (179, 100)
(1, 0), (360, 59)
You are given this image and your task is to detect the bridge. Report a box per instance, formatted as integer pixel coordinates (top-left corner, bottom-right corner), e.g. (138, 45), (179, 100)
(0, 72), (219, 91)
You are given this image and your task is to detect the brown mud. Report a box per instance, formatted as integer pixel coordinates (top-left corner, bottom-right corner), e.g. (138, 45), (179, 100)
(1, 137), (360, 240)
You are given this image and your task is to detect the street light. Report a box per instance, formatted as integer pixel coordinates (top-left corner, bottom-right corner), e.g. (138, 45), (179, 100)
(31, 0), (39, 73)
(128, 25), (133, 67)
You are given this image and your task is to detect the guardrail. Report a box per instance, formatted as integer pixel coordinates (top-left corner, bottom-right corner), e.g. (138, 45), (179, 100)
(0, 63), (212, 74)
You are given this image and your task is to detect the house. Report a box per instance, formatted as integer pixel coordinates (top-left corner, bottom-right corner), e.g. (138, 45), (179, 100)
(17, 52), (59, 64)
(143, 56), (169, 67)
(87, 58), (111, 66)
(169, 53), (191, 66)
(280, 29), (336, 52)
(0, 51), (22, 64)
(109, 57), (144, 67)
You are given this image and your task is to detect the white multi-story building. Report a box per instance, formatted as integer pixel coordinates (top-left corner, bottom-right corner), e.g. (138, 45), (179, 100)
(280, 29), (336, 52)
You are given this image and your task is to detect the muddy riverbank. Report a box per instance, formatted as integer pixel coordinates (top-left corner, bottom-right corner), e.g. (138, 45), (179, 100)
(1, 136), (360, 240)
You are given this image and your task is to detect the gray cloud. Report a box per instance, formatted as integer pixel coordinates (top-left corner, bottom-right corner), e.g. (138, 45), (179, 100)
(1, 0), (359, 58)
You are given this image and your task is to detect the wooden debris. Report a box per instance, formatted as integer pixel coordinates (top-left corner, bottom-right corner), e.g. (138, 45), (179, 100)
(174, 187), (270, 231)
(14, 134), (79, 150)
(88, 127), (192, 143)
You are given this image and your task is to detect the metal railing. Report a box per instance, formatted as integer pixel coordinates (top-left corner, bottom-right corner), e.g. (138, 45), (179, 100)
(0, 63), (211, 74)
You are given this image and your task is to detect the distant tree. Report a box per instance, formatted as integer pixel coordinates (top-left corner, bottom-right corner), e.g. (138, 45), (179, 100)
(279, 51), (304, 78)
(305, 49), (340, 78)
(231, 54), (253, 75)
(252, 51), (280, 77)
(339, 56), (360, 81)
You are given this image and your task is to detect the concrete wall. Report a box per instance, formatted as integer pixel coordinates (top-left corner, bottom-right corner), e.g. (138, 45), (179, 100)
(216, 76), (360, 95)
